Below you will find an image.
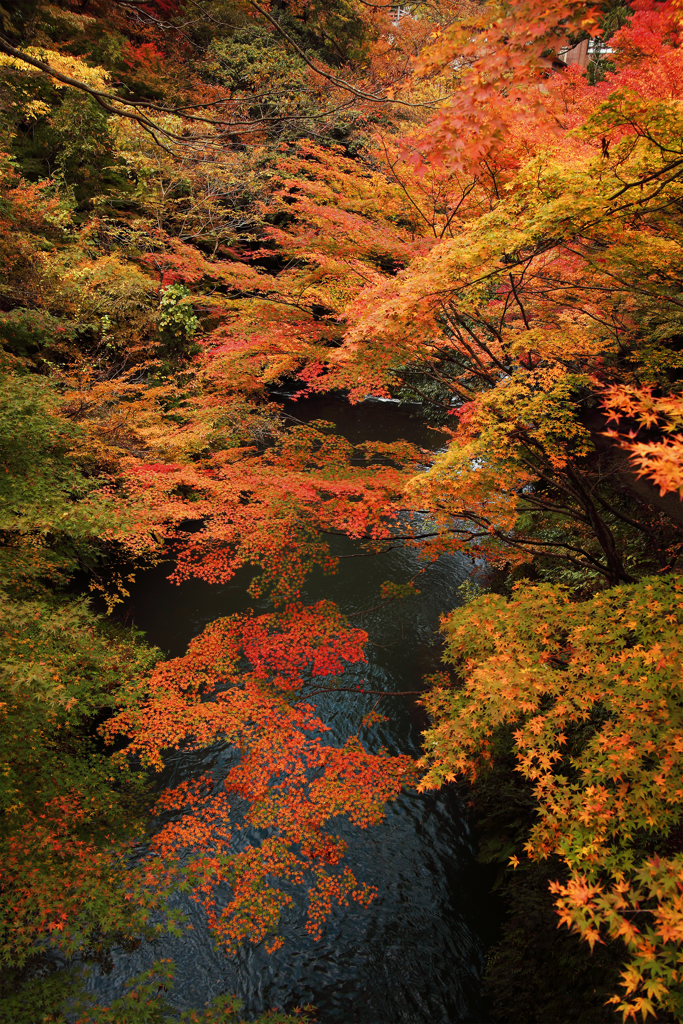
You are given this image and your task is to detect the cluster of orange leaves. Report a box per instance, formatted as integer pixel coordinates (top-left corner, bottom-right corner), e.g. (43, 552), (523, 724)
(103, 601), (418, 953)
(4, 790), (174, 966)
(113, 422), (427, 603)
(603, 385), (683, 498)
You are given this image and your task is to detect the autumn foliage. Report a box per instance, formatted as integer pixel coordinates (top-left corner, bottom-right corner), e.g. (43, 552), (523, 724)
(421, 577), (683, 1020)
(3, 0), (683, 1019)
(103, 602), (415, 954)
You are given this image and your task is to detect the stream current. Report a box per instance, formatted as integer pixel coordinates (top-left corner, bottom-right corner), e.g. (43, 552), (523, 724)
(89, 396), (497, 1023)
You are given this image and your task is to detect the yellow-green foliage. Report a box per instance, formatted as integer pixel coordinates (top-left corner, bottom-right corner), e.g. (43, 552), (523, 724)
(421, 577), (683, 1020)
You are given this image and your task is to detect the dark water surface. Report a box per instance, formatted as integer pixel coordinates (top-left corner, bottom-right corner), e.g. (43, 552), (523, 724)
(90, 397), (497, 1023)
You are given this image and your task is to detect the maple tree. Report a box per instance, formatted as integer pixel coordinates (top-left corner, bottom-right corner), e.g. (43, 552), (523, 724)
(3, 0), (683, 1019)
(103, 601), (417, 954)
(0, 3), (440, 1017)
(318, 0), (683, 593)
(420, 575), (683, 1020)
(386, 1), (683, 1015)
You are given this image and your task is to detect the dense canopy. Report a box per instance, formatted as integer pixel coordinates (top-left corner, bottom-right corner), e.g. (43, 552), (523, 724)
(2, 0), (683, 1020)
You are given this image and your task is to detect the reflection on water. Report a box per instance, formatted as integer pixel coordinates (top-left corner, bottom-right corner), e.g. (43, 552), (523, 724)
(89, 399), (498, 1023)
(277, 392), (448, 452)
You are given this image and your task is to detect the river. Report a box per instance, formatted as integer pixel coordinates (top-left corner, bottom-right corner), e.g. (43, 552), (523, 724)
(88, 396), (499, 1023)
